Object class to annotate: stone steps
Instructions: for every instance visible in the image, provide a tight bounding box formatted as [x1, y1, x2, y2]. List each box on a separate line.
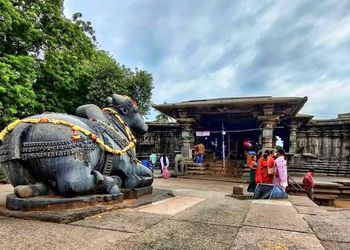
[186, 162, 208, 175]
[288, 179, 350, 205]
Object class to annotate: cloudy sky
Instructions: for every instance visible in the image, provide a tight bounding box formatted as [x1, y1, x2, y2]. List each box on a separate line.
[64, 0, 350, 120]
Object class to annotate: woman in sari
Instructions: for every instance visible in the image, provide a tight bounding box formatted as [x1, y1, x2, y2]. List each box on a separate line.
[255, 150, 274, 184]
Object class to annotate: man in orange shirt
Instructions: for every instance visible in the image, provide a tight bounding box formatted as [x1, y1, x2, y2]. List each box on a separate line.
[193, 143, 205, 163]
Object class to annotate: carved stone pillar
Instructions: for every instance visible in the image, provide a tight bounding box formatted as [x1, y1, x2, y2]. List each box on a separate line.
[258, 115, 279, 151]
[322, 130, 332, 161]
[289, 124, 298, 154]
[177, 118, 196, 159]
[332, 130, 341, 161]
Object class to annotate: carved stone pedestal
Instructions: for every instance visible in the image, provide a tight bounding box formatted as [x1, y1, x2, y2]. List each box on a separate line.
[6, 193, 123, 211]
[121, 186, 153, 199]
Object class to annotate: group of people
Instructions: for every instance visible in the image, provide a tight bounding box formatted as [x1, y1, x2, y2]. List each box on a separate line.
[149, 151, 186, 179]
[247, 148, 316, 200]
[247, 149, 288, 192]
[149, 152, 170, 178]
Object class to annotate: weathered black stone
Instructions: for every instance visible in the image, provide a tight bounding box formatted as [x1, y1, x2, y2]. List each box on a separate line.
[0, 94, 153, 201]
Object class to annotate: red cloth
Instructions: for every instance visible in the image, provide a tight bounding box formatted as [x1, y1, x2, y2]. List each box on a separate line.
[303, 172, 314, 188]
[249, 160, 256, 169]
[162, 168, 170, 179]
[255, 156, 274, 184]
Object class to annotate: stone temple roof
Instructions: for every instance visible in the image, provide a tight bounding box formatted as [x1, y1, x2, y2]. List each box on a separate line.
[153, 96, 308, 125]
[154, 96, 307, 109]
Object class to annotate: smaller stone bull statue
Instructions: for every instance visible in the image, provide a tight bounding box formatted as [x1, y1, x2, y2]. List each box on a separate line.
[0, 94, 153, 198]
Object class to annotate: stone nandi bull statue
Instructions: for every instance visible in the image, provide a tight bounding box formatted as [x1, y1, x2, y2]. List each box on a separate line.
[0, 94, 153, 198]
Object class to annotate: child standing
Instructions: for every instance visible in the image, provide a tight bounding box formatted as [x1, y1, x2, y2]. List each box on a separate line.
[303, 168, 315, 200]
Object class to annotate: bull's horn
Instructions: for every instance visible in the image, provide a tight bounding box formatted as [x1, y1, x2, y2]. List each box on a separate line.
[106, 97, 113, 105]
[112, 94, 125, 105]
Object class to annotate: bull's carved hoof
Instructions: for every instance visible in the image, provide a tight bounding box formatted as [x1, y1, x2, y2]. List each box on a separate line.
[14, 183, 50, 198]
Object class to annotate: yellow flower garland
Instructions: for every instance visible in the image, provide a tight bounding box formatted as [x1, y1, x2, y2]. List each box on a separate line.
[0, 109, 137, 156]
[102, 107, 137, 144]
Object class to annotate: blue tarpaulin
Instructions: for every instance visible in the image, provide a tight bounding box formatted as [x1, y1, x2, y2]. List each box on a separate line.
[141, 160, 149, 168]
[252, 184, 288, 199]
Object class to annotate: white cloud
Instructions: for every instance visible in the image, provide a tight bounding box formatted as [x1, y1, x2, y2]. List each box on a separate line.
[64, 0, 350, 119]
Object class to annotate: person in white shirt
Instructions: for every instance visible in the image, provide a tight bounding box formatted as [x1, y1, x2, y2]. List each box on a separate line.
[160, 153, 169, 176]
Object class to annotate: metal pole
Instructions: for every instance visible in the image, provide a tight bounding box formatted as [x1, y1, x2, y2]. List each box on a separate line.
[236, 140, 238, 160]
[222, 122, 225, 171]
[228, 132, 231, 161]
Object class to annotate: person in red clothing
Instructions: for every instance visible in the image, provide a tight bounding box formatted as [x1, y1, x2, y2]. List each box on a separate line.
[303, 168, 315, 200]
[255, 150, 275, 184]
[247, 155, 258, 192]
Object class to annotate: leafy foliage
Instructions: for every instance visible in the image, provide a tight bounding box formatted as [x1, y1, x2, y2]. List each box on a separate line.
[0, 55, 37, 124]
[0, 0, 153, 128]
[81, 50, 153, 115]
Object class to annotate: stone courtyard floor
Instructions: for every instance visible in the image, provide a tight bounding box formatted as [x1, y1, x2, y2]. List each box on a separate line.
[0, 177, 349, 249]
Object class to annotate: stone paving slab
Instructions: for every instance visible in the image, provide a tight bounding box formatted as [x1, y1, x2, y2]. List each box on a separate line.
[304, 214, 350, 242]
[71, 210, 168, 233]
[134, 196, 205, 215]
[231, 226, 324, 250]
[295, 206, 330, 216]
[115, 219, 238, 250]
[339, 209, 350, 217]
[321, 241, 350, 250]
[251, 199, 292, 206]
[0, 218, 132, 250]
[244, 203, 313, 233]
[288, 195, 318, 207]
[172, 197, 250, 227]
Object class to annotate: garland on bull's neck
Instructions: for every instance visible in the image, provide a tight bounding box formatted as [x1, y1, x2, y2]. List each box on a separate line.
[102, 107, 137, 144]
[0, 108, 137, 156]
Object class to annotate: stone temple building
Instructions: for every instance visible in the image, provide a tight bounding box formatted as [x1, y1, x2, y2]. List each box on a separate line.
[136, 96, 350, 177]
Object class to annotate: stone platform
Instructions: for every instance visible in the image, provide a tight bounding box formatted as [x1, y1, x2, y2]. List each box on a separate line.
[6, 193, 123, 211]
[121, 186, 153, 199]
[0, 186, 172, 224]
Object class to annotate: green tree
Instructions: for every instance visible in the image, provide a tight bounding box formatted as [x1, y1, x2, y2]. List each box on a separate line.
[0, 0, 41, 127]
[31, 0, 96, 113]
[127, 69, 153, 114]
[82, 50, 129, 107]
[82, 51, 153, 114]
[0, 0, 154, 128]
[0, 56, 37, 125]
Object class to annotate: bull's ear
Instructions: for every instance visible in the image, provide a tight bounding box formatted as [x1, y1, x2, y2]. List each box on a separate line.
[106, 97, 113, 105]
[112, 94, 125, 105]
